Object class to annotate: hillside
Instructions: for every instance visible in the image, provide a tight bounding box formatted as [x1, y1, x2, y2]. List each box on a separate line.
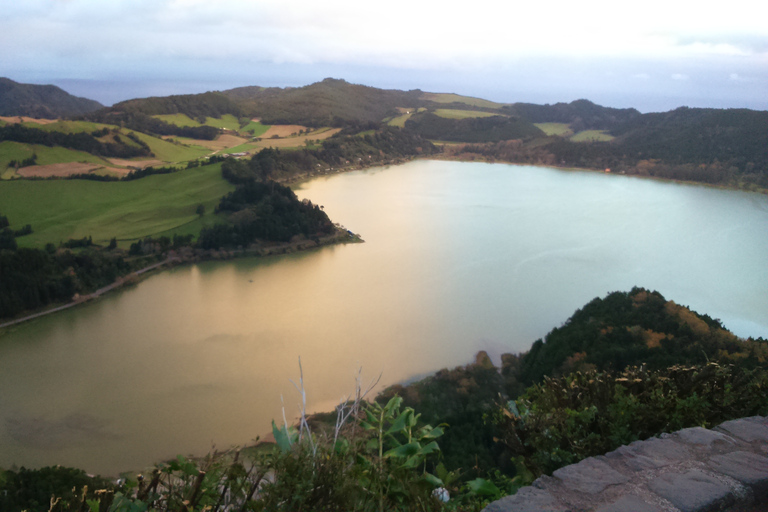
[111, 91, 243, 120]
[223, 78, 427, 126]
[0, 78, 103, 118]
[503, 99, 641, 130]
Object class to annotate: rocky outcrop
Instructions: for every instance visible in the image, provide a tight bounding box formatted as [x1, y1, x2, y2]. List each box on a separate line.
[483, 416, 768, 512]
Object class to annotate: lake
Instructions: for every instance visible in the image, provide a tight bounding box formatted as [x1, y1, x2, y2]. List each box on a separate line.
[1, 160, 767, 476]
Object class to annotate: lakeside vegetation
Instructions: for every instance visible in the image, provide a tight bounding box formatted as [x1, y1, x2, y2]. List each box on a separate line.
[2, 288, 765, 511]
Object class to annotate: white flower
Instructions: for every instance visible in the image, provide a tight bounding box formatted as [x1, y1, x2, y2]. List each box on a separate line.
[432, 487, 450, 502]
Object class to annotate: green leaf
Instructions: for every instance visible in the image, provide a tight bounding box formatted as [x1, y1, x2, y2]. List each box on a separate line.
[420, 426, 444, 440]
[422, 473, 443, 488]
[383, 441, 420, 459]
[386, 408, 410, 435]
[468, 477, 501, 498]
[383, 395, 403, 415]
[272, 420, 292, 453]
[420, 440, 440, 455]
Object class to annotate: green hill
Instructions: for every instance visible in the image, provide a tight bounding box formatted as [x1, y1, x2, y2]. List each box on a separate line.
[404, 111, 543, 142]
[0, 78, 103, 118]
[112, 91, 243, 120]
[223, 78, 427, 126]
[504, 99, 641, 131]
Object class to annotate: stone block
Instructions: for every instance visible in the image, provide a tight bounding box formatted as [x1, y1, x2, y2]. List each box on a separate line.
[648, 469, 734, 512]
[708, 451, 768, 499]
[675, 426, 737, 449]
[607, 436, 690, 471]
[481, 486, 567, 512]
[594, 494, 663, 512]
[717, 417, 768, 443]
[552, 457, 630, 494]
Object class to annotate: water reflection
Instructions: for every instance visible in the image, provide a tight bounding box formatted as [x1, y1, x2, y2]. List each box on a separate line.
[1, 160, 767, 475]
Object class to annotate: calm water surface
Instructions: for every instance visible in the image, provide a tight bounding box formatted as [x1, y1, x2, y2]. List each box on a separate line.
[1, 160, 767, 475]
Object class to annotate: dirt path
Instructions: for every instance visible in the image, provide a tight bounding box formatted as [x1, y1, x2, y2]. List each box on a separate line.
[0, 257, 179, 330]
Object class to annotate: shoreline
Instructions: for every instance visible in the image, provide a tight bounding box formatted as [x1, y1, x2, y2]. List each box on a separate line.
[2, 154, 764, 332]
[427, 153, 768, 196]
[0, 227, 361, 333]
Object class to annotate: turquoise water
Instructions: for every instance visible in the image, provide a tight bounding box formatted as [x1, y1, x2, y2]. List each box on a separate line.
[1, 160, 766, 475]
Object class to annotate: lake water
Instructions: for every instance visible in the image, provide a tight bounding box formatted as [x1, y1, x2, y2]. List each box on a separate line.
[1, 160, 767, 476]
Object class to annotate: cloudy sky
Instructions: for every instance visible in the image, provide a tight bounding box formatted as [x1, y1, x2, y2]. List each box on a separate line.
[2, 0, 766, 111]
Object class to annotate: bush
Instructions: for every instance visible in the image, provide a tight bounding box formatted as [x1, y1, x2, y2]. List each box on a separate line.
[494, 362, 768, 476]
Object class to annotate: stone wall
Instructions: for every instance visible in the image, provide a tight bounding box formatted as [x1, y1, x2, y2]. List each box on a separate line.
[483, 416, 768, 512]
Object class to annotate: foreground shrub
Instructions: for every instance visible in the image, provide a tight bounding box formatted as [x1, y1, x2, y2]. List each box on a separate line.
[494, 362, 768, 476]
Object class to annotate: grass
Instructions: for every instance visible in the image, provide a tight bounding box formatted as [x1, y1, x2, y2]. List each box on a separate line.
[223, 142, 263, 154]
[204, 114, 241, 131]
[0, 162, 235, 247]
[535, 123, 573, 136]
[153, 114, 202, 128]
[21, 120, 115, 133]
[570, 130, 615, 142]
[128, 131, 211, 163]
[387, 113, 413, 127]
[241, 120, 270, 137]
[0, 141, 113, 175]
[420, 93, 504, 109]
[154, 114, 242, 132]
[433, 109, 498, 119]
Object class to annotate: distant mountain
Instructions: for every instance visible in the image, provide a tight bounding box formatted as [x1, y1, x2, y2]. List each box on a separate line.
[0, 77, 103, 118]
[223, 78, 427, 126]
[504, 99, 641, 130]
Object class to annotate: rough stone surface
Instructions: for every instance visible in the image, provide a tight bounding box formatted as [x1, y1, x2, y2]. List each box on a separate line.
[482, 416, 768, 512]
[708, 451, 768, 498]
[648, 469, 734, 511]
[552, 457, 630, 494]
[717, 417, 768, 443]
[481, 486, 567, 512]
[594, 494, 664, 512]
[607, 436, 690, 471]
[675, 426, 737, 449]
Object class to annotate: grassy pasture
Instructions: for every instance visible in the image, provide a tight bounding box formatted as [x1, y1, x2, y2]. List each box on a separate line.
[154, 114, 241, 131]
[570, 130, 615, 142]
[421, 92, 503, 109]
[0, 162, 234, 247]
[22, 120, 115, 133]
[387, 113, 413, 127]
[0, 141, 114, 175]
[204, 114, 241, 131]
[241, 119, 270, 137]
[433, 109, 498, 119]
[153, 114, 202, 128]
[535, 122, 573, 136]
[128, 131, 210, 163]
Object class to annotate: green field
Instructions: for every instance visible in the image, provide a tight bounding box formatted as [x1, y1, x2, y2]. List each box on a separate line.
[241, 120, 270, 137]
[421, 93, 504, 109]
[21, 120, 115, 133]
[128, 131, 211, 162]
[153, 114, 203, 128]
[387, 113, 413, 127]
[0, 163, 234, 247]
[0, 141, 114, 175]
[154, 114, 242, 131]
[570, 130, 615, 142]
[535, 122, 573, 136]
[433, 109, 498, 119]
[204, 114, 241, 131]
